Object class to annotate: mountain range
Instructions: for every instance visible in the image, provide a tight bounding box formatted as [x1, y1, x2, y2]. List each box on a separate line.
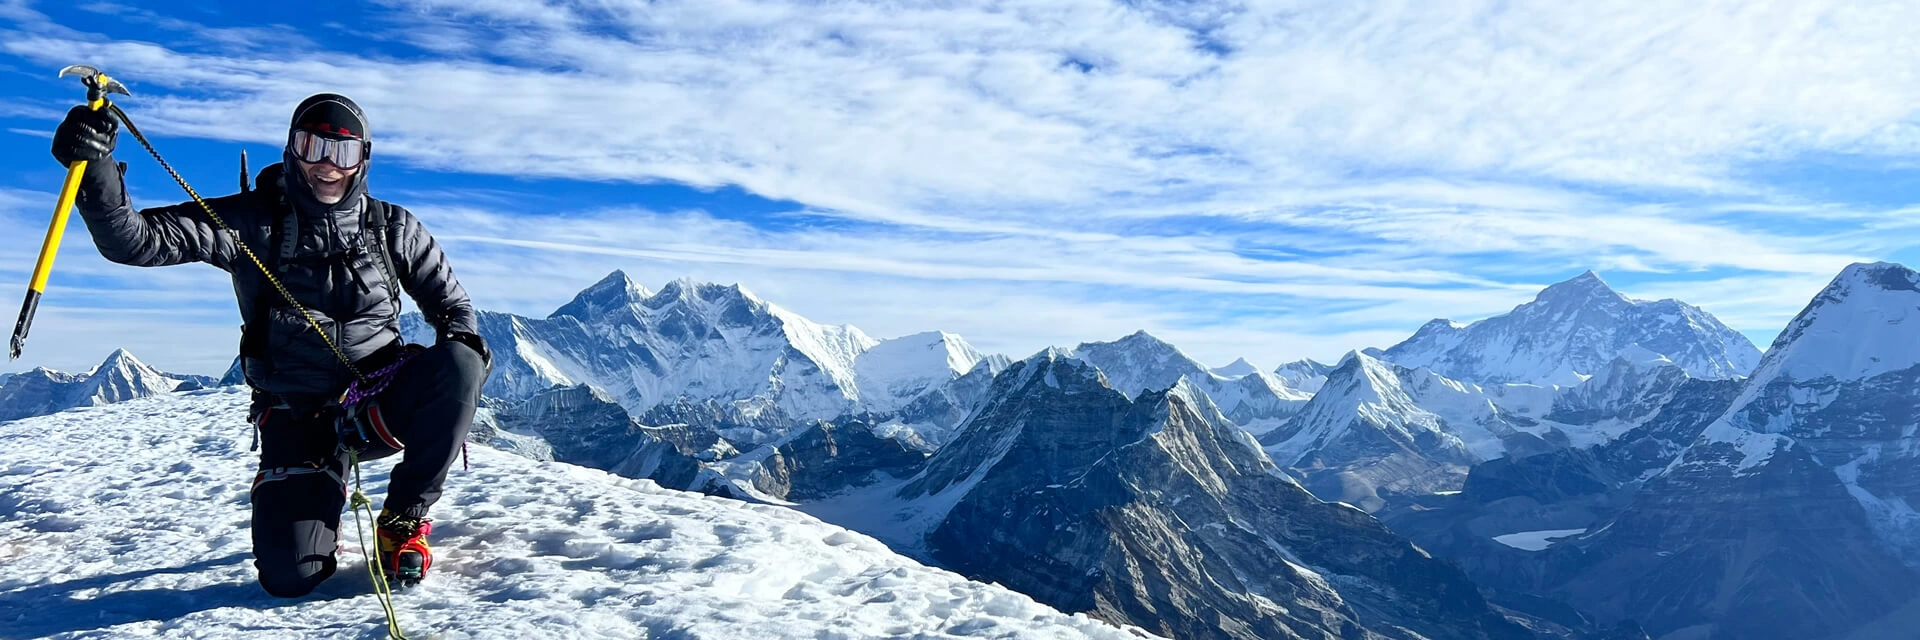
[0, 349, 215, 422]
[19, 265, 1902, 640]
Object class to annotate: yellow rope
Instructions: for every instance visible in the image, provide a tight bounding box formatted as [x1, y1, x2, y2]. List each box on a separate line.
[106, 103, 367, 383]
[348, 449, 410, 639]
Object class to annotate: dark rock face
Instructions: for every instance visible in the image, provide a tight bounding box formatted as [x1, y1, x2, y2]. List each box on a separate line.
[640, 395, 796, 450]
[761, 420, 930, 501]
[1379, 378, 1742, 631]
[1546, 443, 1917, 640]
[911, 353, 1532, 640]
[1528, 265, 1920, 640]
[1584, 379, 1743, 486]
[493, 385, 708, 491]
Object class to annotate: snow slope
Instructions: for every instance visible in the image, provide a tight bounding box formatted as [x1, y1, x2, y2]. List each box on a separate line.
[854, 331, 988, 413]
[0, 389, 1152, 640]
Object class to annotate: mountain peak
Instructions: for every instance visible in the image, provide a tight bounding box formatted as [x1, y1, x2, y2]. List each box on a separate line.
[1211, 357, 1261, 379]
[1535, 270, 1624, 304]
[550, 271, 653, 320]
[1069, 332, 1208, 399]
[1840, 261, 1920, 294]
[1014, 347, 1106, 391]
[1378, 269, 1759, 385]
[1756, 261, 1920, 383]
[1109, 329, 1174, 350]
[89, 348, 151, 377]
[1274, 358, 1337, 393]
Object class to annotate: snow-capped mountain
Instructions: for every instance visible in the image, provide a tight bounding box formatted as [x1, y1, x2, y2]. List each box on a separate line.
[1067, 331, 1310, 427]
[0, 349, 215, 422]
[1378, 271, 1762, 386]
[882, 357, 1008, 448]
[806, 350, 1536, 640]
[1543, 354, 1690, 428]
[1273, 357, 1335, 393]
[1529, 262, 1920, 640]
[404, 271, 998, 443]
[1210, 357, 1261, 379]
[854, 331, 990, 412]
[0, 389, 1151, 639]
[1259, 351, 1575, 510]
[1069, 330, 1216, 398]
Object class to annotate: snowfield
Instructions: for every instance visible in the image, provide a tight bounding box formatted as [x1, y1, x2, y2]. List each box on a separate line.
[0, 388, 1153, 640]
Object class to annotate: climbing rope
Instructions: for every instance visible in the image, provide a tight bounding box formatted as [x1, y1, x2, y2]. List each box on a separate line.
[347, 449, 410, 639]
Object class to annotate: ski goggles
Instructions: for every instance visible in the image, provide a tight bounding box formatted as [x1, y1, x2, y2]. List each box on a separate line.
[287, 129, 367, 170]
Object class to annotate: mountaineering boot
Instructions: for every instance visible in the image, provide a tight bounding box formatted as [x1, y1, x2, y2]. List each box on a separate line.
[375, 510, 432, 587]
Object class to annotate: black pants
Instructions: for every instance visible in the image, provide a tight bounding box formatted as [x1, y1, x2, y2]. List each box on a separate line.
[249, 341, 485, 598]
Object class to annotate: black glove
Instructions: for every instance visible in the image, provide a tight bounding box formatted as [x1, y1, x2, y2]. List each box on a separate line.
[441, 331, 491, 368]
[51, 105, 119, 167]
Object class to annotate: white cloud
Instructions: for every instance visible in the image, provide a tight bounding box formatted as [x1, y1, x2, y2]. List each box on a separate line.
[2, 1, 1915, 374]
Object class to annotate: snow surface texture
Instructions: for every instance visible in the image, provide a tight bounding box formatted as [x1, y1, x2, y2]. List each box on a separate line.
[1378, 271, 1761, 386]
[0, 389, 1153, 640]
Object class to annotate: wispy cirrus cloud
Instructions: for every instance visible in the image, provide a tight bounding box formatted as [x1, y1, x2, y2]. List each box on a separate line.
[1, 0, 1916, 375]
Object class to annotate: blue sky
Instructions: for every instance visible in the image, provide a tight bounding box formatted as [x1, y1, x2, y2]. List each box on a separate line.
[2, 0, 1918, 377]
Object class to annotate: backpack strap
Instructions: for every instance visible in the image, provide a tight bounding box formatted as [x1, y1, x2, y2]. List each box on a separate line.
[239, 192, 288, 369]
[362, 196, 406, 333]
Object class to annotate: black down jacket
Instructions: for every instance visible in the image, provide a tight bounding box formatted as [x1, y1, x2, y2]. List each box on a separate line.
[72, 155, 477, 397]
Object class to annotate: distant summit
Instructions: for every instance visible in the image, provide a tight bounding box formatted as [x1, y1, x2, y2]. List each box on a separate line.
[548, 270, 654, 321]
[0, 350, 214, 422]
[1379, 270, 1761, 386]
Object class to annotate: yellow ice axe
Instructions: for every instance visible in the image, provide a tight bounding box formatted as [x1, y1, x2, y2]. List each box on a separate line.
[10, 65, 131, 361]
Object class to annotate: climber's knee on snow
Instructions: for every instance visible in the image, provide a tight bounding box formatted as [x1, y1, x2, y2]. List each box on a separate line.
[256, 553, 336, 598]
[250, 468, 347, 599]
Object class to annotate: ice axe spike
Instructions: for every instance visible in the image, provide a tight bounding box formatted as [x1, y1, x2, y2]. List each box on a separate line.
[11, 65, 131, 361]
